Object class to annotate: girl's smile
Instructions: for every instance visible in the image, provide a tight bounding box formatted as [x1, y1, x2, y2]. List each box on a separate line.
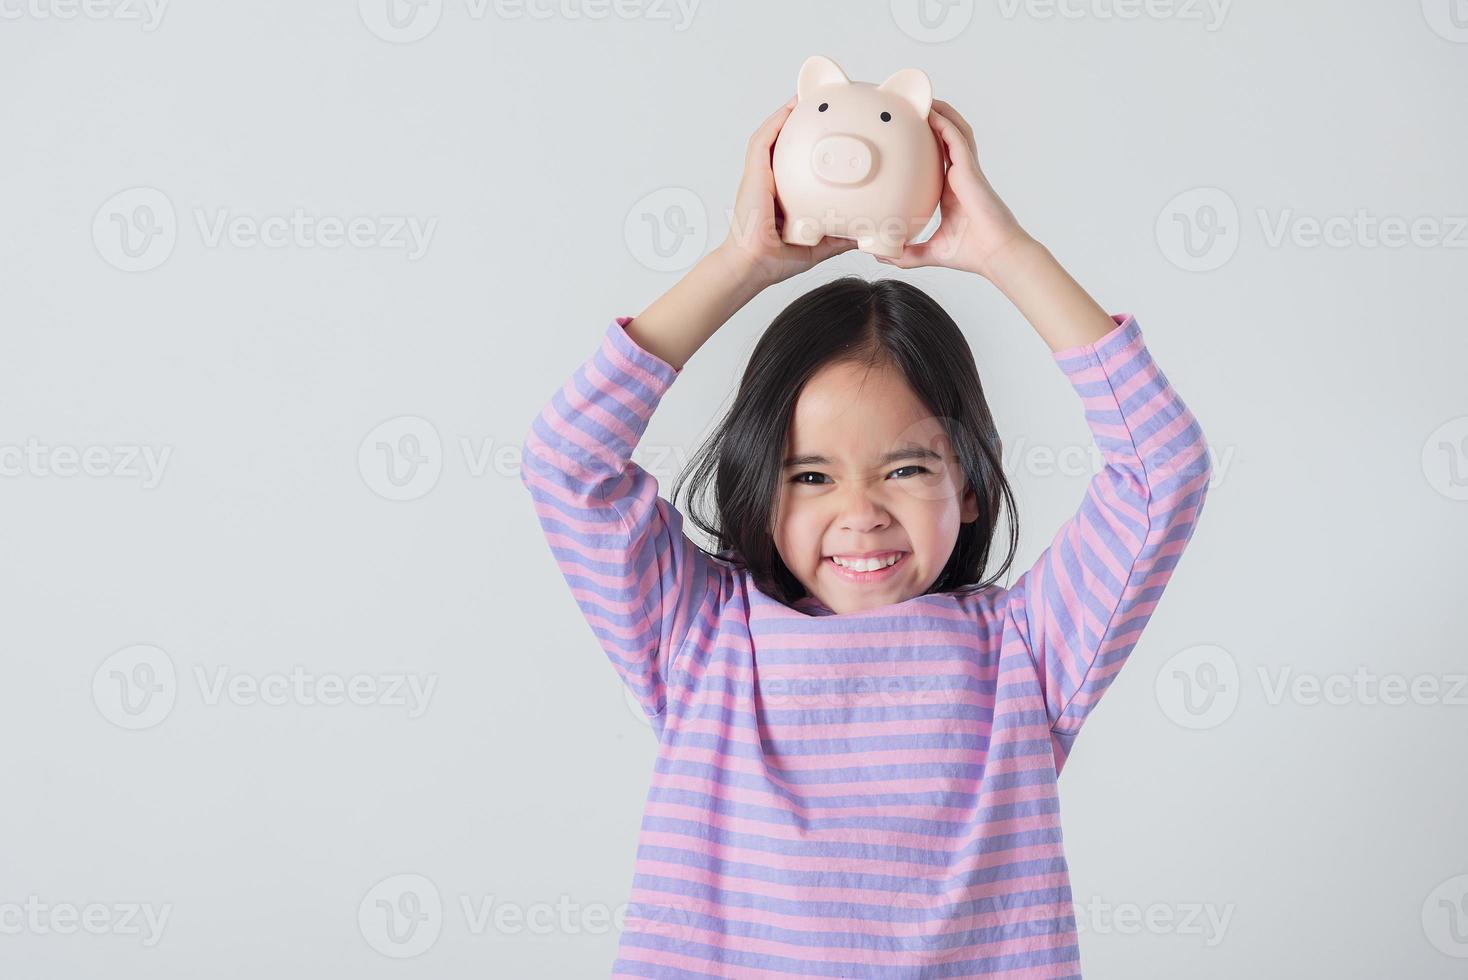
[825, 549, 911, 584]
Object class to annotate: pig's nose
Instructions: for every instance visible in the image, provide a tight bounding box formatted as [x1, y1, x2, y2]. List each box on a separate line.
[811, 135, 875, 186]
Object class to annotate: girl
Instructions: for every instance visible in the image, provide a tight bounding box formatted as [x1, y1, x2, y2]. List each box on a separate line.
[520, 95, 1211, 978]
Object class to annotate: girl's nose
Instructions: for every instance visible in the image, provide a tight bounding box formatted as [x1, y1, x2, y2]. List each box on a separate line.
[838, 488, 891, 532]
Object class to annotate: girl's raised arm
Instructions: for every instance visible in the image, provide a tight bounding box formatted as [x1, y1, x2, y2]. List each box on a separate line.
[519, 97, 853, 730]
[519, 304, 721, 730]
[881, 98, 1214, 770]
[995, 310, 1212, 772]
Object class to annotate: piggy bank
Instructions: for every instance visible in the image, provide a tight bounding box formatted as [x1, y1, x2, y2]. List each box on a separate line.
[771, 55, 943, 260]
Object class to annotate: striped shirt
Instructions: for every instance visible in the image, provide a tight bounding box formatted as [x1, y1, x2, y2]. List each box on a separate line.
[520, 311, 1211, 978]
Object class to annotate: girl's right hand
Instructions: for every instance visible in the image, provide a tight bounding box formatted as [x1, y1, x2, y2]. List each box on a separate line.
[717, 97, 857, 291]
[873, 99, 1032, 280]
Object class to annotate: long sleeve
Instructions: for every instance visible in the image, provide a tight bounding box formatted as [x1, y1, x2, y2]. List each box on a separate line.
[998, 313, 1211, 771]
[519, 316, 718, 730]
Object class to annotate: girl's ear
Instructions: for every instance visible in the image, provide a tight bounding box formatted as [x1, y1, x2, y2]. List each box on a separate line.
[960, 481, 981, 524]
[797, 54, 850, 103]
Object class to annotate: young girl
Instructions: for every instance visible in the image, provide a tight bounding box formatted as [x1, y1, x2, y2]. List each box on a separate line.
[521, 95, 1211, 978]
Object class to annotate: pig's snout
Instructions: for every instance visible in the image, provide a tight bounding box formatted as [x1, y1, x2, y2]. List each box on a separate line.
[811, 134, 875, 186]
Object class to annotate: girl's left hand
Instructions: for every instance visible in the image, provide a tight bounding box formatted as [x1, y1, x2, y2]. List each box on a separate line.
[875, 99, 1034, 280]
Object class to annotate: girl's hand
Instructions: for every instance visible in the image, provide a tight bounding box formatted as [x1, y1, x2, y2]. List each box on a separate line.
[875, 99, 1034, 280]
[717, 96, 857, 291]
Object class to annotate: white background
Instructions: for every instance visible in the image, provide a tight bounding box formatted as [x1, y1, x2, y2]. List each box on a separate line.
[2, 0, 1465, 976]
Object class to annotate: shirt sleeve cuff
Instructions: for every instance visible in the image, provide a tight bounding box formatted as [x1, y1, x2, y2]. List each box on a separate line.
[1052, 313, 1142, 371]
[601, 314, 681, 389]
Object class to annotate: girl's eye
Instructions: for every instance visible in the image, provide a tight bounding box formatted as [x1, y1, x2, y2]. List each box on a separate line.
[791, 466, 929, 486]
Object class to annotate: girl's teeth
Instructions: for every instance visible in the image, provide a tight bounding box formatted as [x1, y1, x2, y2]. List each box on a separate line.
[832, 554, 900, 572]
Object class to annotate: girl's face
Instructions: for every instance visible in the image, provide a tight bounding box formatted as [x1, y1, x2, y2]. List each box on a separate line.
[772, 358, 981, 614]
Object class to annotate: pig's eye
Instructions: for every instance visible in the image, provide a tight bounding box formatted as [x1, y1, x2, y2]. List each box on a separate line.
[818, 102, 829, 112]
[880, 111, 892, 122]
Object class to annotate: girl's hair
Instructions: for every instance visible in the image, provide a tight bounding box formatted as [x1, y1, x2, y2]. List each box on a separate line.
[672, 275, 1019, 606]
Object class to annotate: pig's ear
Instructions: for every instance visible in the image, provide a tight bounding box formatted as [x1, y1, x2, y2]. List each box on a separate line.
[877, 68, 933, 118]
[796, 55, 850, 102]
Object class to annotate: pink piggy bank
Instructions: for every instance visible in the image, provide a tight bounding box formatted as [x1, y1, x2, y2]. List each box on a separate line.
[771, 55, 943, 260]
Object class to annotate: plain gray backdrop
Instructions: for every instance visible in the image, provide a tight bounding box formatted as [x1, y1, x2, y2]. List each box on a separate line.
[2, 0, 1465, 976]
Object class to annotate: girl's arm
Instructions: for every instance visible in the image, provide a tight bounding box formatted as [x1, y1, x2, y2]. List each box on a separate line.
[997, 310, 1211, 771]
[520, 97, 852, 728]
[624, 96, 855, 371]
[882, 100, 1213, 770]
[519, 311, 716, 728]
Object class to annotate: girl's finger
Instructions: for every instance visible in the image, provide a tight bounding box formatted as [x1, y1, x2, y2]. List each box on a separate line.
[875, 241, 931, 270]
[931, 99, 975, 146]
[929, 111, 978, 174]
[933, 100, 980, 161]
[746, 98, 796, 165]
[814, 236, 859, 263]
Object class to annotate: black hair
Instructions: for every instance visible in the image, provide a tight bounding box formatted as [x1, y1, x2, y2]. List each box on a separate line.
[672, 275, 1019, 606]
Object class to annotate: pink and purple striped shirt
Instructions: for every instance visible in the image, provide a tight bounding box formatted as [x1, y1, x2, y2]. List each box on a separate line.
[520, 310, 1211, 978]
